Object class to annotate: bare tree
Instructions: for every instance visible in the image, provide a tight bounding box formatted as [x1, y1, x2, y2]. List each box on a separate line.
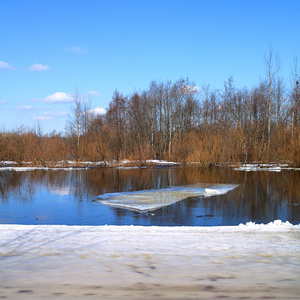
[222, 76, 235, 125]
[264, 46, 280, 159]
[106, 90, 127, 160]
[66, 89, 84, 160]
[201, 84, 210, 125]
[275, 77, 284, 125]
[291, 57, 300, 137]
[82, 95, 92, 136]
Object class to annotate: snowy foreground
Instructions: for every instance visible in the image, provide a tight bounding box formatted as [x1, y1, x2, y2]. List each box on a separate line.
[1, 221, 300, 299]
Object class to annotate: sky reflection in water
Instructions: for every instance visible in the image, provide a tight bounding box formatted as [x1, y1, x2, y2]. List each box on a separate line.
[0, 167, 299, 226]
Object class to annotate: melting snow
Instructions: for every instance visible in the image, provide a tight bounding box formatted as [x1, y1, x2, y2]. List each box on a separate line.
[0, 166, 89, 171]
[234, 164, 283, 172]
[0, 221, 299, 299]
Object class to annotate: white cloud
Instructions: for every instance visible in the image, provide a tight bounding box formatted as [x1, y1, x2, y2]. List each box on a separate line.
[28, 63, 50, 72]
[42, 92, 73, 103]
[89, 107, 106, 115]
[0, 99, 8, 110]
[182, 85, 200, 94]
[88, 91, 101, 97]
[16, 105, 33, 111]
[35, 115, 52, 120]
[35, 111, 68, 120]
[0, 61, 15, 70]
[192, 86, 201, 92]
[65, 46, 88, 54]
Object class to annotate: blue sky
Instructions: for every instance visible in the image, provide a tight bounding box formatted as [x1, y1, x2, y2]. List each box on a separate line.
[1, 0, 299, 134]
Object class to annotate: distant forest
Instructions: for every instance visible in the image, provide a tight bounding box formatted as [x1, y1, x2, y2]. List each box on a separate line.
[1, 53, 300, 167]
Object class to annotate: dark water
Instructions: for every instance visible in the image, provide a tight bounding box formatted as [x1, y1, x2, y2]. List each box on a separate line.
[0, 167, 299, 226]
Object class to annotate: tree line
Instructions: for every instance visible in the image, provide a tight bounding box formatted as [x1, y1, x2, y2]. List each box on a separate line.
[1, 52, 299, 167]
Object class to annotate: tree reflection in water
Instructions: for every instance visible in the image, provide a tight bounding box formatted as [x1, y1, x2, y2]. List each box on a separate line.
[0, 167, 299, 225]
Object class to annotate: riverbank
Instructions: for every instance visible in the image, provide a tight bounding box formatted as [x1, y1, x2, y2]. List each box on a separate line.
[1, 159, 299, 171]
[1, 221, 299, 299]
[0, 159, 180, 170]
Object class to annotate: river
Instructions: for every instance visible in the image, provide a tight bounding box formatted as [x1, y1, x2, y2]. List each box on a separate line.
[1, 166, 299, 225]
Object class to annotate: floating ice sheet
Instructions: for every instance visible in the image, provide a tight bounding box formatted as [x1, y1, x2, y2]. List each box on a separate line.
[96, 183, 239, 212]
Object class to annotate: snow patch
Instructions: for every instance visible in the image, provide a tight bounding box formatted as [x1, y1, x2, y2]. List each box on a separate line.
[0, 166, 88, 171]
[239, 219, 294, 228]
[1, 222, 299, 299]
[0, 161, 18, 165]
[146, 159, 179, 165]
[234, 164, 282, 172]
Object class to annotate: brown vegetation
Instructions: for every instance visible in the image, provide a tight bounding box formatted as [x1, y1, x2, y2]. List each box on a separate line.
[1, 70, 299, 167]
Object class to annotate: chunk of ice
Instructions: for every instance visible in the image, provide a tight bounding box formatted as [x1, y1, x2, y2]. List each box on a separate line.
[204, 188, 218, 194]
[96, 184, 238, 212]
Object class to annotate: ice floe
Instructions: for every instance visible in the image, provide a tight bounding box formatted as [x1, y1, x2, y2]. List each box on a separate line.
[96, 184, 239, 212]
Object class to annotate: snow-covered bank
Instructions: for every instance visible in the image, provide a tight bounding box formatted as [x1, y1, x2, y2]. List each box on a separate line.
[0, 159, 180, 171]
[234, 163, 300, 172]
[1, 160, 300, 171]
[1, 221, 299, 299]
[0, 166, 89, 171]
